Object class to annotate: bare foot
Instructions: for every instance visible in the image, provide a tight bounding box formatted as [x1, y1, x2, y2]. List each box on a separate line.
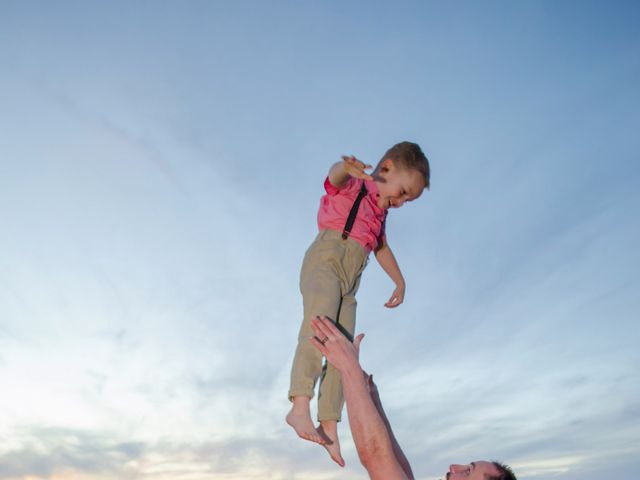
[316, 421, 345, 467]
[286, 402, 326, 445]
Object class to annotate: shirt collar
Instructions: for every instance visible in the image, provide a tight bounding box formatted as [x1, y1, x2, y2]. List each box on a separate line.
[364, 178, 385, 212]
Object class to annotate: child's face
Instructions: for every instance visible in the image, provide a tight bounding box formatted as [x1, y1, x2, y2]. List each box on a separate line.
[375, 159, 426, 210]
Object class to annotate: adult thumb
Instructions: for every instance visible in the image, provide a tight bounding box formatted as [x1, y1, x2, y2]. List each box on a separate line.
[354, 333, 365, 351]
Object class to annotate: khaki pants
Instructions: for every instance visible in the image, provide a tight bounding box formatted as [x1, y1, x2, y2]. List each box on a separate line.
[288, 230, 369, 421]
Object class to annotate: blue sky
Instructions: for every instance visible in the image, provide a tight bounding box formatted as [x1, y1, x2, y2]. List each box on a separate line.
[1, 1, 639, 479]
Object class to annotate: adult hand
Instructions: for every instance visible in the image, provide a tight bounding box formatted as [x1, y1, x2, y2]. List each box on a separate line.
[309, 315, 365, 373]
[341, 155, 374, 181]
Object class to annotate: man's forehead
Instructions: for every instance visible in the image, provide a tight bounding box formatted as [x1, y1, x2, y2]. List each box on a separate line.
[474, 460, 500, 475]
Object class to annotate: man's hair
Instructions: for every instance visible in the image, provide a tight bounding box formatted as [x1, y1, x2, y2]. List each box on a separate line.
[486, 461, 517, 480]
[375, 141, 431, 189]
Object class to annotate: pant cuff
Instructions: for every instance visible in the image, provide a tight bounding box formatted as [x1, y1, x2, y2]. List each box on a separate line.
[288, 390, 315, 402]
[318, 413, 342, 422]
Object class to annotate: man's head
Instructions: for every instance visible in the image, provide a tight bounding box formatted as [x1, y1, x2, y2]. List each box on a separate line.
[446, 461, 517, 480]
[372, 141, 430, 210]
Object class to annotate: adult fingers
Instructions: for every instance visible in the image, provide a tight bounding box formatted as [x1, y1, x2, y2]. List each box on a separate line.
[309, 336, 328, 355]
[310, 316, 324, 338]
[311, 316, 340, 341]
[368, 374, 379, 394]
[317, 315, 342, 339]
[310, 323, 326, 346]
[353, 333, 365, 352]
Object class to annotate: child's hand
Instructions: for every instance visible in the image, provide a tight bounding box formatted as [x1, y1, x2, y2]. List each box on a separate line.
[341, 155, 373, 181]
[384, 283, 405, 308]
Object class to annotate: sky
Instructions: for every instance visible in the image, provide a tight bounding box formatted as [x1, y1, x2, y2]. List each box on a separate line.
[0, 1, 639, 479]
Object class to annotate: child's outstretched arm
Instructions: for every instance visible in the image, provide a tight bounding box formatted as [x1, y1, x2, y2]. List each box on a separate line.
[374, 237, 406, 308]
[328, 155, 373, 189]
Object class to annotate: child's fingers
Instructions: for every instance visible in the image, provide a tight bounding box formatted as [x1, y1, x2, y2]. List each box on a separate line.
[342, 155, 372, 171]
[341, 155, 358, 165]
[384, 295, 401, 308]
[351, 158, 372, 169]
[355, 165, 374, 179]
[349, 168, 374, 181]
[341, 155, 374, 181]
[353, 161, 373, 172]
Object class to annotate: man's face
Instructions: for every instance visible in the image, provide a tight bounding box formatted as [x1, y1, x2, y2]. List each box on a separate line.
[445, 461, 501, 480]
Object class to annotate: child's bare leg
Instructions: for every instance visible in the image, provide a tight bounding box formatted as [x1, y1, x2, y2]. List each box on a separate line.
[286, 396, 326, 445]
[316, 420, 345, 467]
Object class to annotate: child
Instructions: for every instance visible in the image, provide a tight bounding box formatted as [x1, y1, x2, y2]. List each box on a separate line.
[286, 141, 430, 467]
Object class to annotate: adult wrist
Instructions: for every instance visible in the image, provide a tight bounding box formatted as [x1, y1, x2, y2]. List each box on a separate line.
[340, 361, 365, 383]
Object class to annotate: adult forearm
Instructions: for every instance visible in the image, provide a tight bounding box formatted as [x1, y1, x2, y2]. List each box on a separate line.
[341, 365, 403, 476]
[371, 390, 415, 480]
[309, 317, 409, 479]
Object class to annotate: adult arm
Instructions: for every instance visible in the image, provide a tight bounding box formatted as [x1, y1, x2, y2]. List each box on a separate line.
[310, 317, 410, 480]
[366, 374, 415, 480]
[374, 237, 406, 308]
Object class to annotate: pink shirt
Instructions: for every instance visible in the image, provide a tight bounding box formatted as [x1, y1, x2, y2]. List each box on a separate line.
[317, 177, 387, 253]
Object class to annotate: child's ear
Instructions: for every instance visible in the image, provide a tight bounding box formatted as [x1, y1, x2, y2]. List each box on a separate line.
[380, 158, 394, 173]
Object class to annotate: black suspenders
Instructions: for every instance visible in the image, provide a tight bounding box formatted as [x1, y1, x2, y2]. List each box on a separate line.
[342, 182, 368, 240]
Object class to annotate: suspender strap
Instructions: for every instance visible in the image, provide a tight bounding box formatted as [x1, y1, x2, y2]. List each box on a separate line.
[342, 182, 368, 240]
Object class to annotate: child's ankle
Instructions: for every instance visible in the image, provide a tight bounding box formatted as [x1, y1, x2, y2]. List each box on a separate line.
[319, 419, 338, 431]
[291, 395, 312, 413]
